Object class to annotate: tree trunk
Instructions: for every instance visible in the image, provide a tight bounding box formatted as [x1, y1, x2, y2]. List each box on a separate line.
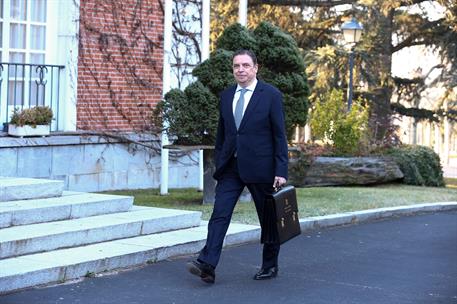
[364, 5, 394, 142]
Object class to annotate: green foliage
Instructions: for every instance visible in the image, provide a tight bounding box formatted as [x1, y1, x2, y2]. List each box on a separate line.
[9, 106, 53, 127]
[212, 1, 457, 143]
[253, 22, 309, 139]
[215, 23, 257, 52]
[156, 21, 309, 144]
[159, 81, 219, 145]
[254, 22, 305, 73]
[385, 145, 444, 187]
[310, 89, 369, 155]
[192, 49, 235, 96]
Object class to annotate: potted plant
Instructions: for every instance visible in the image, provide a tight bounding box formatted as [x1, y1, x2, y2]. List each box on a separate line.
[8, 106, 53, 137]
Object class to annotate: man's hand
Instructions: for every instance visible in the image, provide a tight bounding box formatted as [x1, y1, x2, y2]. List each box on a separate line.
[273, 176, 287, 189]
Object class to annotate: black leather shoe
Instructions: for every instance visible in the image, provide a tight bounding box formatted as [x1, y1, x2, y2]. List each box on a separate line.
[187, 260, 215, 284]
[253, 266, 278, 280]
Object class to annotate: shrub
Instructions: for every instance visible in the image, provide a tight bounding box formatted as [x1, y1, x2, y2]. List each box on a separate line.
[156, 81, 218, 145]
[310, 89, 369, 155]
[386, 145, 444, 187]
[155, 22, 309, 145]
[9, 106, 53, 127]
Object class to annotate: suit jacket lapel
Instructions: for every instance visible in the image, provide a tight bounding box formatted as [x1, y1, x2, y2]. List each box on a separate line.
[224, 86, 237, 130]
[238, 81, 263, 130]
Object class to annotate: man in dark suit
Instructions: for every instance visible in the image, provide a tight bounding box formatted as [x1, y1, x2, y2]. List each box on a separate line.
[187, 49, 288, 284]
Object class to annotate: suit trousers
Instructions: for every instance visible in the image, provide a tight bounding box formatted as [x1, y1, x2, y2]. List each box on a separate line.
[198, 156, 280, 269]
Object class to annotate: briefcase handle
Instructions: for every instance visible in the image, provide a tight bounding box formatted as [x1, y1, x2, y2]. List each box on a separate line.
[273, 185, 283, 193]
[273, 181, 287, 192]
[273, 184, 294, 194]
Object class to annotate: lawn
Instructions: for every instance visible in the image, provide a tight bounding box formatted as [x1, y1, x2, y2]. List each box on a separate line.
[103, 181, 457, 226]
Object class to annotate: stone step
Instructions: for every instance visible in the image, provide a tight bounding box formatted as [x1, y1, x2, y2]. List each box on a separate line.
[0, 221, 260, 294]
[0, 191, 134, 228]
[0, 207, 202, 259]
[0, 177, 64, 202]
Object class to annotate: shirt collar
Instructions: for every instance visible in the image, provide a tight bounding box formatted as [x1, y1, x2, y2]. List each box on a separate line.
[237, 78, 257, 92]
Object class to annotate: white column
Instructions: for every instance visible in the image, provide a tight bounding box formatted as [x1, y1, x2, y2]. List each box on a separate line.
[304, 124, 311, 142]
[411, 119, 417, 145]
[56, 0, 80, 131]
[239, 0, 248, 26]
[434, 122, 441, 154]
[198, 0, 211, 191]
[294, 126, 300, 143]
[202, 0, 210, 59]
[160, 0, 173, 195]
[424, 121, 431, 147]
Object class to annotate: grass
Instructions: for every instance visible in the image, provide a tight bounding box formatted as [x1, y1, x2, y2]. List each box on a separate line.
[102, 182, 457, 226]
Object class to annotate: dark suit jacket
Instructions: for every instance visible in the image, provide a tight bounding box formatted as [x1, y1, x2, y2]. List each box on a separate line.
[213, 80, 288, 183]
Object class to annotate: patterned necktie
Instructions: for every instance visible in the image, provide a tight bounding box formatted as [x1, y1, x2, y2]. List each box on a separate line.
[234, 88, 248, 130]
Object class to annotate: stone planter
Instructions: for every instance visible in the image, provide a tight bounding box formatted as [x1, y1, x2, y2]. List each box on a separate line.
[8, 124, 50, 137]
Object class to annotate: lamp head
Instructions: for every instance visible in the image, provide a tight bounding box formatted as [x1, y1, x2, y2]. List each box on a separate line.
[341, 17, 363, 44]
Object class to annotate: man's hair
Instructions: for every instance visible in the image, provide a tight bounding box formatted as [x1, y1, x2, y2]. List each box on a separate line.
[232, 49, 258, 65]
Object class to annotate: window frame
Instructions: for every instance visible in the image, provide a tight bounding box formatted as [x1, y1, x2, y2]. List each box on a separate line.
[0, 0, 59, 124]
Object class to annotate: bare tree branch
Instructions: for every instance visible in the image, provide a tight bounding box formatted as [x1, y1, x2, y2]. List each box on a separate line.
[249, 0, 431, 7]
[249, 0, 356, 7]
[392, 18, 446, 53]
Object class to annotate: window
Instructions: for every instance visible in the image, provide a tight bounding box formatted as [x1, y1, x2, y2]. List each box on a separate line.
[2, 0, 47, 107]
[1, 0, 77, 132]
[0, 0, 62, 131]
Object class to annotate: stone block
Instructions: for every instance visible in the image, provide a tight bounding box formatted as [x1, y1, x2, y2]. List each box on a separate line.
[0, 148, 18, 176]
[17, 147, 52, 178]
[69, 195, 133, 219]
[98, 171, 128, 192]
[51, 145, 85, 175]
[68, 173, 100, 192]
[80, 144, 113, 174]
[289, 156, 404, 186]
[0, 177, 64, 202]
[224, 223, 261, 247]
[0, 256, 64, 294]
[169, 165, 199, 188]
[127, 168, 157, 189]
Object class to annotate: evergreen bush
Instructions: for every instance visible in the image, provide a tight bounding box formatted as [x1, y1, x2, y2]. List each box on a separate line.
[386, 145, 444, 187]
[155, 22, 309, 144]
[156, 81, 218, 145]
[310, 89, 369, 155]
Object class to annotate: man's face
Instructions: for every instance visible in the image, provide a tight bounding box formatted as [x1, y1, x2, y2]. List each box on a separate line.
[232, 54, 258, 87]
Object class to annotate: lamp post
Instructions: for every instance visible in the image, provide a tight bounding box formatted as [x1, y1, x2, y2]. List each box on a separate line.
[341, 17, 363, 111]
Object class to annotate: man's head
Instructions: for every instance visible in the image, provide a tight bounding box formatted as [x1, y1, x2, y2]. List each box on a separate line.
[232, 50, 258, 88]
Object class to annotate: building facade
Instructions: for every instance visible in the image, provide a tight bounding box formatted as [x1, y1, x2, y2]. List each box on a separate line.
[0, 0, 200, 191]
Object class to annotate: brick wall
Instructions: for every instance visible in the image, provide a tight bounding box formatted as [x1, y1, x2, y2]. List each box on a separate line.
[77, 0, 164, 131]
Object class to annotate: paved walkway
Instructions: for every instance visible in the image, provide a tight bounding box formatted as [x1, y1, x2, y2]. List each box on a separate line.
[1, 211, 456, 304]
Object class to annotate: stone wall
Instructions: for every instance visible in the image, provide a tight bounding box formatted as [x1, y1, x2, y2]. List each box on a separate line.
[0, 134, 199, 192]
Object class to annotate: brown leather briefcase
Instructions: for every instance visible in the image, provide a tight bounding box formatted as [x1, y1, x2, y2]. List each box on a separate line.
[261, 185, 301, 244]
